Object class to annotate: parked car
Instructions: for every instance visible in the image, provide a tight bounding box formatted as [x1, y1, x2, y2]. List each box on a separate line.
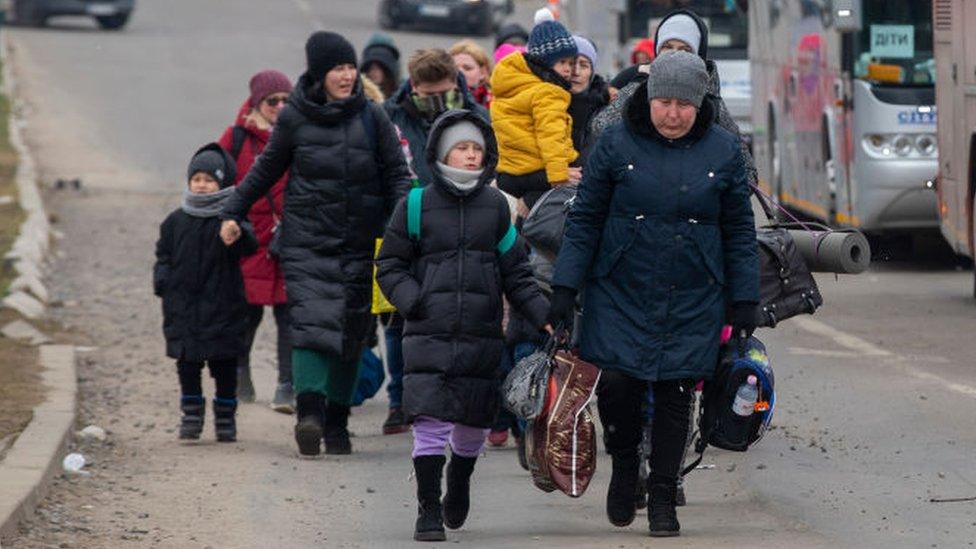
[378, 0, 513, 36]
[13, 0, 135, 30]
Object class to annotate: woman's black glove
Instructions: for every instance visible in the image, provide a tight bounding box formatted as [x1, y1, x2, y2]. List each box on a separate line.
[547, 285, 578, 331]
[729, 302, 759, 337]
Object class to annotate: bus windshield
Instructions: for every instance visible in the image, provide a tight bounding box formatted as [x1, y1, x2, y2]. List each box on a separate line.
[626, 0, 748, 60]
[854, 0, 934, 85]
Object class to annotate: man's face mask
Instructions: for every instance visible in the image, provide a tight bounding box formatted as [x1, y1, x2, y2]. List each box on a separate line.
[412, 88, 463, 121]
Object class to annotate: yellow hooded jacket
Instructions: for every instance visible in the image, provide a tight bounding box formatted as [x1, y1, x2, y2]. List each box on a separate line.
[490, 53, 578, 183]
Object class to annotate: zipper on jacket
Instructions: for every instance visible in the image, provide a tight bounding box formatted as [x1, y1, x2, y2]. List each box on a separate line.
[455, 197, 465, 337]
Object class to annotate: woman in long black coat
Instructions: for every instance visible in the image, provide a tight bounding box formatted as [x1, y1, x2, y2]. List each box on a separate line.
[549, 52, 759, 537]
[220, 32, 411, 456]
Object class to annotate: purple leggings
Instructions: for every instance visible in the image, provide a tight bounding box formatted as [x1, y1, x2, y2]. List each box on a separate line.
[412, 416, 490, 458]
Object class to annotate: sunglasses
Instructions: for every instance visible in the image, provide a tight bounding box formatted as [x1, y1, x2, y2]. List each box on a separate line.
[264, 96, 288, 107]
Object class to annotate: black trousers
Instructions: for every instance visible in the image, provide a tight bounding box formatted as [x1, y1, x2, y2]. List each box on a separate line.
[597, 369, 695, 484]
[178, 358, 238, 400]
[238, 303, 293, 384]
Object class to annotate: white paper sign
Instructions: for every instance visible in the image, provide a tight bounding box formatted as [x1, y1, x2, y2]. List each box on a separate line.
[870, 25, 915, 59]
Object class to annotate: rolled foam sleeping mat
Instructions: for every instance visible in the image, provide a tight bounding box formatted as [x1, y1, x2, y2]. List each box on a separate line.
[789, 229, 871, 274]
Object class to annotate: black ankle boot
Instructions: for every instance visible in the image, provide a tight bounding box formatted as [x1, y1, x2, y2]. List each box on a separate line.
[648, 482, 680, 537]
[607, 452, 640, 527]
[179, 396, 205, 440]
[213, 398, 237, 442]
[294, 392, 325, 456]
[323, 402, 352, 455]
[414, 455, 447, 542]
[442, 453, 477, 530]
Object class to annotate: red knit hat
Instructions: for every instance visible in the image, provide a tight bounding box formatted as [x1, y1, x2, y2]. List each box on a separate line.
[249, 70, 293, 107]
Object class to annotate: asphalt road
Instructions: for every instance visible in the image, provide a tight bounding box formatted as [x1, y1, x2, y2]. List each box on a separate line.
[5, 1, 976, 547]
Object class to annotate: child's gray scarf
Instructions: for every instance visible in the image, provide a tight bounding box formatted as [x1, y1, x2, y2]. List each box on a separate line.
[436, 162, 484, 193]
[181, 187, 237, 218]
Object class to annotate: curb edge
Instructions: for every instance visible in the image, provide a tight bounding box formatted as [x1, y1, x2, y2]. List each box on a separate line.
[0, 344, 77, 543]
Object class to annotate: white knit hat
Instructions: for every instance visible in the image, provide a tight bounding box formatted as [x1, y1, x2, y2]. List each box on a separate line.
[655, 14, 702, 56]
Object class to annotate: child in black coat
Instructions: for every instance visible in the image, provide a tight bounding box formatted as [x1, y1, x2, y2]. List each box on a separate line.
[377, 110, 549, 542]
[153, 143, 258, 442]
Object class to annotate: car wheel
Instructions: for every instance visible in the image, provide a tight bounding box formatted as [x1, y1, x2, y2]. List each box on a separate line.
[14, 0, 46, 27]
[96, 13, 130, 30]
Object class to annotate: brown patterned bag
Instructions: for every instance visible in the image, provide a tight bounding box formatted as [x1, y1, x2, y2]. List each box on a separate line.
[526, 349, 601, 497]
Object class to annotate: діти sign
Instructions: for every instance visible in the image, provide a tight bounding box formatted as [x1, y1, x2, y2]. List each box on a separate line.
[870, 25, 914, 59]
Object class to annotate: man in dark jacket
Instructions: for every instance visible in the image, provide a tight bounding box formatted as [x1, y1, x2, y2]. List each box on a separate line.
[220, 31, 412, 456]
[549, 52, 759, 537]
[377, 109, 549, 542]
[155, 143, 259, 443]
[384, 48, 489, 187]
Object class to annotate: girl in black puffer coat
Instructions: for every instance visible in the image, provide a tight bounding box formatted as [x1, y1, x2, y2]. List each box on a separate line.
[377, 110, 549, 542]
[154, 143, 259, 443]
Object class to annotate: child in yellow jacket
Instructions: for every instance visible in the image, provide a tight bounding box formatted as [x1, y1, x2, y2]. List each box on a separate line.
[490, 20, 580, 208]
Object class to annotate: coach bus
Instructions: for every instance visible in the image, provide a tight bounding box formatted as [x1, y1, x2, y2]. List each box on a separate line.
[932, 0, 976, 295]
[625, 0, 753, 141]
[749, 0, 938, 232]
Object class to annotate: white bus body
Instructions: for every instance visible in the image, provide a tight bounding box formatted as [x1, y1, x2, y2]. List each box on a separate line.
[933, 0, 975, 262]
[750, 0, 938, 232]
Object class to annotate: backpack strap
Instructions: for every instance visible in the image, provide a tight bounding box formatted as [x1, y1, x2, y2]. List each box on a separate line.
[360, 104, 388, 178]
[682, 397, 710, 477]
[497, 222, 517, 255]
[406, 187, 425, 242]
[230, 125, 247, 160]
[360, 106, 377, 149]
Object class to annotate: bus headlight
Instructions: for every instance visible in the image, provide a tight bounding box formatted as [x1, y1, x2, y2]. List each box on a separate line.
[863, 134, 890, 155]
[893, 135, 913, 157]
[916, 134, 937, 156]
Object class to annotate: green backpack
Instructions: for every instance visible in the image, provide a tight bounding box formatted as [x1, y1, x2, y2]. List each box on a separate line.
[405, 187, 517, 255]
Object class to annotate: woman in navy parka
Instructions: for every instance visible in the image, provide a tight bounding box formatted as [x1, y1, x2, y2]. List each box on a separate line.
[548, 52, 759, 537]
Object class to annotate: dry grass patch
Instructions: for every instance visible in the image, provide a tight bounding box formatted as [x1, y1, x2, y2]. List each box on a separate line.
[0, 69, 42, 455]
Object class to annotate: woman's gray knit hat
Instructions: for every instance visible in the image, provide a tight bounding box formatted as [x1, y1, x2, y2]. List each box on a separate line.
[646, 50, 709, 108]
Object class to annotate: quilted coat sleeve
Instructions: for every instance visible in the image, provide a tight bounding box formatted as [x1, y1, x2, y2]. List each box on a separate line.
[720, 151, 760, 304]
[551, 132, 616, 292]
[495, 198, 549, 329]
[376, 197, 421, 318]
[153, 213, 174, 298]
[531, 85, 578, 184]
[221, 109, 295, 221]
[231, 220, 260, 258]
[371, 104, 412, 217]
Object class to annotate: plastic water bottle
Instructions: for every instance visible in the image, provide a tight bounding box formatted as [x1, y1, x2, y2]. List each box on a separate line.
[732, 375, 759, 417]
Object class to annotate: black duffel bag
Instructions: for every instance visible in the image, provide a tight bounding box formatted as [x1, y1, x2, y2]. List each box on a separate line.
[756, 226, 823, 327]
[521, 184, 577, 261]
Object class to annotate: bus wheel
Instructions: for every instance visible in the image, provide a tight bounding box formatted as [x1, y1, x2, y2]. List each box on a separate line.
[972, 194, 976, 300]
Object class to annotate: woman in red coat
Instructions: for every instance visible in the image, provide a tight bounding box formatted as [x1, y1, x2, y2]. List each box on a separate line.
[217, 70, 294, 413]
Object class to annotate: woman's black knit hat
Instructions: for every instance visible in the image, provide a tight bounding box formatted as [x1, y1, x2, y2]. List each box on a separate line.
[305, 31, 357, 82]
